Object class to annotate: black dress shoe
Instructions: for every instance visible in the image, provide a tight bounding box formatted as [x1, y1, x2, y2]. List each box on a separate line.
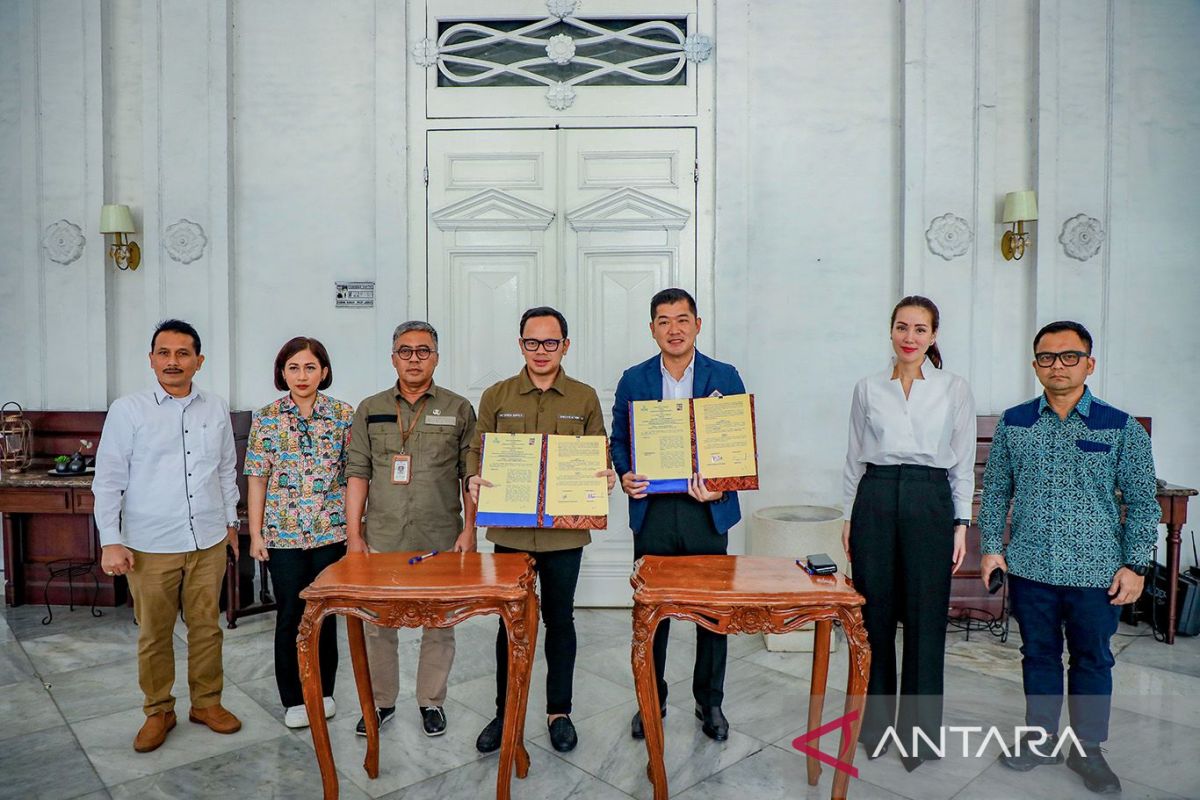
[631, 705, 667, 740]
[475, 716, 504, 754]
[548, 715, 578, 752]
[354, 706, 395, 737]
[420, 706, 446, 737]
[1067, 744, 1122, 794]
[694, 704, 728, 741]
[999, 733, 1065, 772]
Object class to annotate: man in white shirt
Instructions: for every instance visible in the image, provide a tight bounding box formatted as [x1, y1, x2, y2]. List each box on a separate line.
[93, 319, 243, 753]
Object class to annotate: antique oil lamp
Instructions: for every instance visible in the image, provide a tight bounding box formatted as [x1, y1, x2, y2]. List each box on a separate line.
[0, 401, 34, 473]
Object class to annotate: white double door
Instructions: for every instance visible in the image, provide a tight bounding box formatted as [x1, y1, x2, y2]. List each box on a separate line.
[425, 126, 697, 605]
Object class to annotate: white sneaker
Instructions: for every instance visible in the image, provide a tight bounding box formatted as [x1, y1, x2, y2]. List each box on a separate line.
[284, 705, 309, 729]
[323, 697, 336, 719]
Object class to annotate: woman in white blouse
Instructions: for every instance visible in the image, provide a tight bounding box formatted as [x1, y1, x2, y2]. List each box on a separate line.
[841, 295, 976, 771]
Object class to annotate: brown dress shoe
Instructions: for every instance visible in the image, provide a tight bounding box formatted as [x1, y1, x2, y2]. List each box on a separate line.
[188, 703, 242, 734]
[134, 710, 177, 752]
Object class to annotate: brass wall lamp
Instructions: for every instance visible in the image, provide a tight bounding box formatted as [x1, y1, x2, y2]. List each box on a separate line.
[99, 204, 140, 270]
[1001, 190, 1038, 261]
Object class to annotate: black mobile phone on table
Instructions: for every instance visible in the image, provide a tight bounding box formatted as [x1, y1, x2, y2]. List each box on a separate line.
[803, 552, 838, 576]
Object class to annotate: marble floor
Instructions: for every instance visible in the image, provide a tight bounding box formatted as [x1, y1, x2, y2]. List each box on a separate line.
[1, 600, 1198, 800]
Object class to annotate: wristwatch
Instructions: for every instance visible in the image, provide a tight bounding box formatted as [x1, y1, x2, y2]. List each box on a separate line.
[1123, 563, 1149, 577]
[227, 519, 241, 531]
[953, 518, 971, 528]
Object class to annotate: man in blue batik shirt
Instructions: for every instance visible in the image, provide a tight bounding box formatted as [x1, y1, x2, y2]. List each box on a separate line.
[979, 321, 1158, 795]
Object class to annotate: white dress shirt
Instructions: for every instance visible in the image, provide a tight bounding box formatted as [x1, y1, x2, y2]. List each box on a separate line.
[93, 385, 239, 551]
[660, 353, 696, 400]
[843, 364, 977, 519]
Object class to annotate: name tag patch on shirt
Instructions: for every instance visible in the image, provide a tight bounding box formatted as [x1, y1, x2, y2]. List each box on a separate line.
[424, 414, 457, 426]
[1076, 439, 1112, 453]
[558, 414, 583, 422]
[498, 412, 524, 418]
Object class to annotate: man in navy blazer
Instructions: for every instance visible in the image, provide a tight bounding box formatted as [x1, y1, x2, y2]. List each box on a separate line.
[611, 287, 746, 743]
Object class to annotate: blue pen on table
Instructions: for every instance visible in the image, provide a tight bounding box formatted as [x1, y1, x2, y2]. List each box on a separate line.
[409, 550, 439, 565]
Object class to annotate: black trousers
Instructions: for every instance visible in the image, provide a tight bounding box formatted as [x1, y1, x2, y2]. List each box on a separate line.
[635, 494, 729, 708]
[493, 544, 584, 716]
[265, 540, 347, 708]
[849, 464, 954, 757]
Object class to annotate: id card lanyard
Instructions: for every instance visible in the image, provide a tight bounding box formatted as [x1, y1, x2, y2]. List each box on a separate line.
[391, 397, 428, 485]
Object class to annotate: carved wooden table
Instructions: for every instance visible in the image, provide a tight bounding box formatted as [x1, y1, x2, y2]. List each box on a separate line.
[631, 555, 870, 800]
[297, 551, 539, 800]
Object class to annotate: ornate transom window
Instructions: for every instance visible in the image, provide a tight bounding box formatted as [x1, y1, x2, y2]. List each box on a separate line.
[414, 0, 713, 111]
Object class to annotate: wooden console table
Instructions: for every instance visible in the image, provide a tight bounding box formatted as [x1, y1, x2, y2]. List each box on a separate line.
[297, 551, 539, 800]
[631, 555, 870, 800]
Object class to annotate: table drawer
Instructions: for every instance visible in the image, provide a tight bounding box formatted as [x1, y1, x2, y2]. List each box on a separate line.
[0, 489, 71, 513]
[73, 490, 94, 514]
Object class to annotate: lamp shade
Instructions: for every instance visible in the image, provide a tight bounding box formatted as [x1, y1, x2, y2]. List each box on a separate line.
[99, 204, 135, 234]
[1002, 191, 1038, 223]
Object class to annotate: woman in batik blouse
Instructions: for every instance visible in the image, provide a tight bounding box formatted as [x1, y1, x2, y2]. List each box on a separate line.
[245, 336, 354, 729]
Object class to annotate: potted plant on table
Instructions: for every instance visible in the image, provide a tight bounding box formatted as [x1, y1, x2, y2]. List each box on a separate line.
[56, 439, 93, 474]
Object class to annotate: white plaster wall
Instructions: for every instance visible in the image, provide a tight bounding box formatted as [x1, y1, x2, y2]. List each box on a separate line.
[231, 0, 388, 412]
[725, 1, 903, 554]
[0, 3, 24, 406]
[1103, 0, 1200, 521]
[101, 0, 146, 396]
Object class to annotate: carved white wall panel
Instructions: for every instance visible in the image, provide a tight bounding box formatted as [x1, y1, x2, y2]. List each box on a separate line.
[446, 153, 543, 190]
[1058, 213, 1104, 262]
[42, 220, 86, 265]
[586, 251, 675, 397]
[578, 151, 678, 188]
[142, 0, 232, 398]
[9, 0, 106, 409]
[163, 219, 207, 264]
[432, 188, 555, 231]
[421, 0, 705, 117]
[450, 252, 536, 395]
[924, 213, 972, 261]
[567, 186, 690, 231]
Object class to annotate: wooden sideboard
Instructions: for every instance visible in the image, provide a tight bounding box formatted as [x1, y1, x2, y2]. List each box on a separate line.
[1, 410, 256, 611]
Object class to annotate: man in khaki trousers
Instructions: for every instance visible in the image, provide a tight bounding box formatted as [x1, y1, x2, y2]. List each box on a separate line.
[345, 320, 478, 737]
[93, 319, 243, 753]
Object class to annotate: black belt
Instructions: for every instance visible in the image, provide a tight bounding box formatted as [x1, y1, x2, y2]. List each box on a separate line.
[864, 463, 948, 481]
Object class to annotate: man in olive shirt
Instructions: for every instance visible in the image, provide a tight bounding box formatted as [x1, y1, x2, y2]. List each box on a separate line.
[345, 320, 478, 737]
[468, 306, 615, 754]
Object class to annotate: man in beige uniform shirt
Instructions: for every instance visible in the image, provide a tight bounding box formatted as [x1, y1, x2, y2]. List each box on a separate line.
[345, 320, 477, 737]
[468, 306, 615, 754]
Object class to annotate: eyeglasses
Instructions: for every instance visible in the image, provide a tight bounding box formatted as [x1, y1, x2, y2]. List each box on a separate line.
[1034, 350, 1090, 368]
[521, 338, 563, 352]
[296, 417, 314, 453]
[394, 346, 436, 361]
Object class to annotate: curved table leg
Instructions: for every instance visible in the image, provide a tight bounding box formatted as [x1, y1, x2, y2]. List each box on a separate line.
[632, 602, 668, 800]
[806, 618, 833, 786]
[497, 592, 539, 800]
[346, 616, 379, 779]
[833, 607, 871, 800]
[299, 603, 338, 799]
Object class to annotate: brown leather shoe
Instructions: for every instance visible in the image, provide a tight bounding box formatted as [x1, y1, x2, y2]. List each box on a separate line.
[188, 703, 242, 734]
[134, 710, 177, 752]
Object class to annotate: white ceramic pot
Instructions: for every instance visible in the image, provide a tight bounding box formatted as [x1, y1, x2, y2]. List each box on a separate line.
[749, 505, 846, 652]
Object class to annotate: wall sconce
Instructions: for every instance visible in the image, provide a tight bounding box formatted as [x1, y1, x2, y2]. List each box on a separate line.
[99, 204, 140, 271]
[1001, 190, 1038, 261]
